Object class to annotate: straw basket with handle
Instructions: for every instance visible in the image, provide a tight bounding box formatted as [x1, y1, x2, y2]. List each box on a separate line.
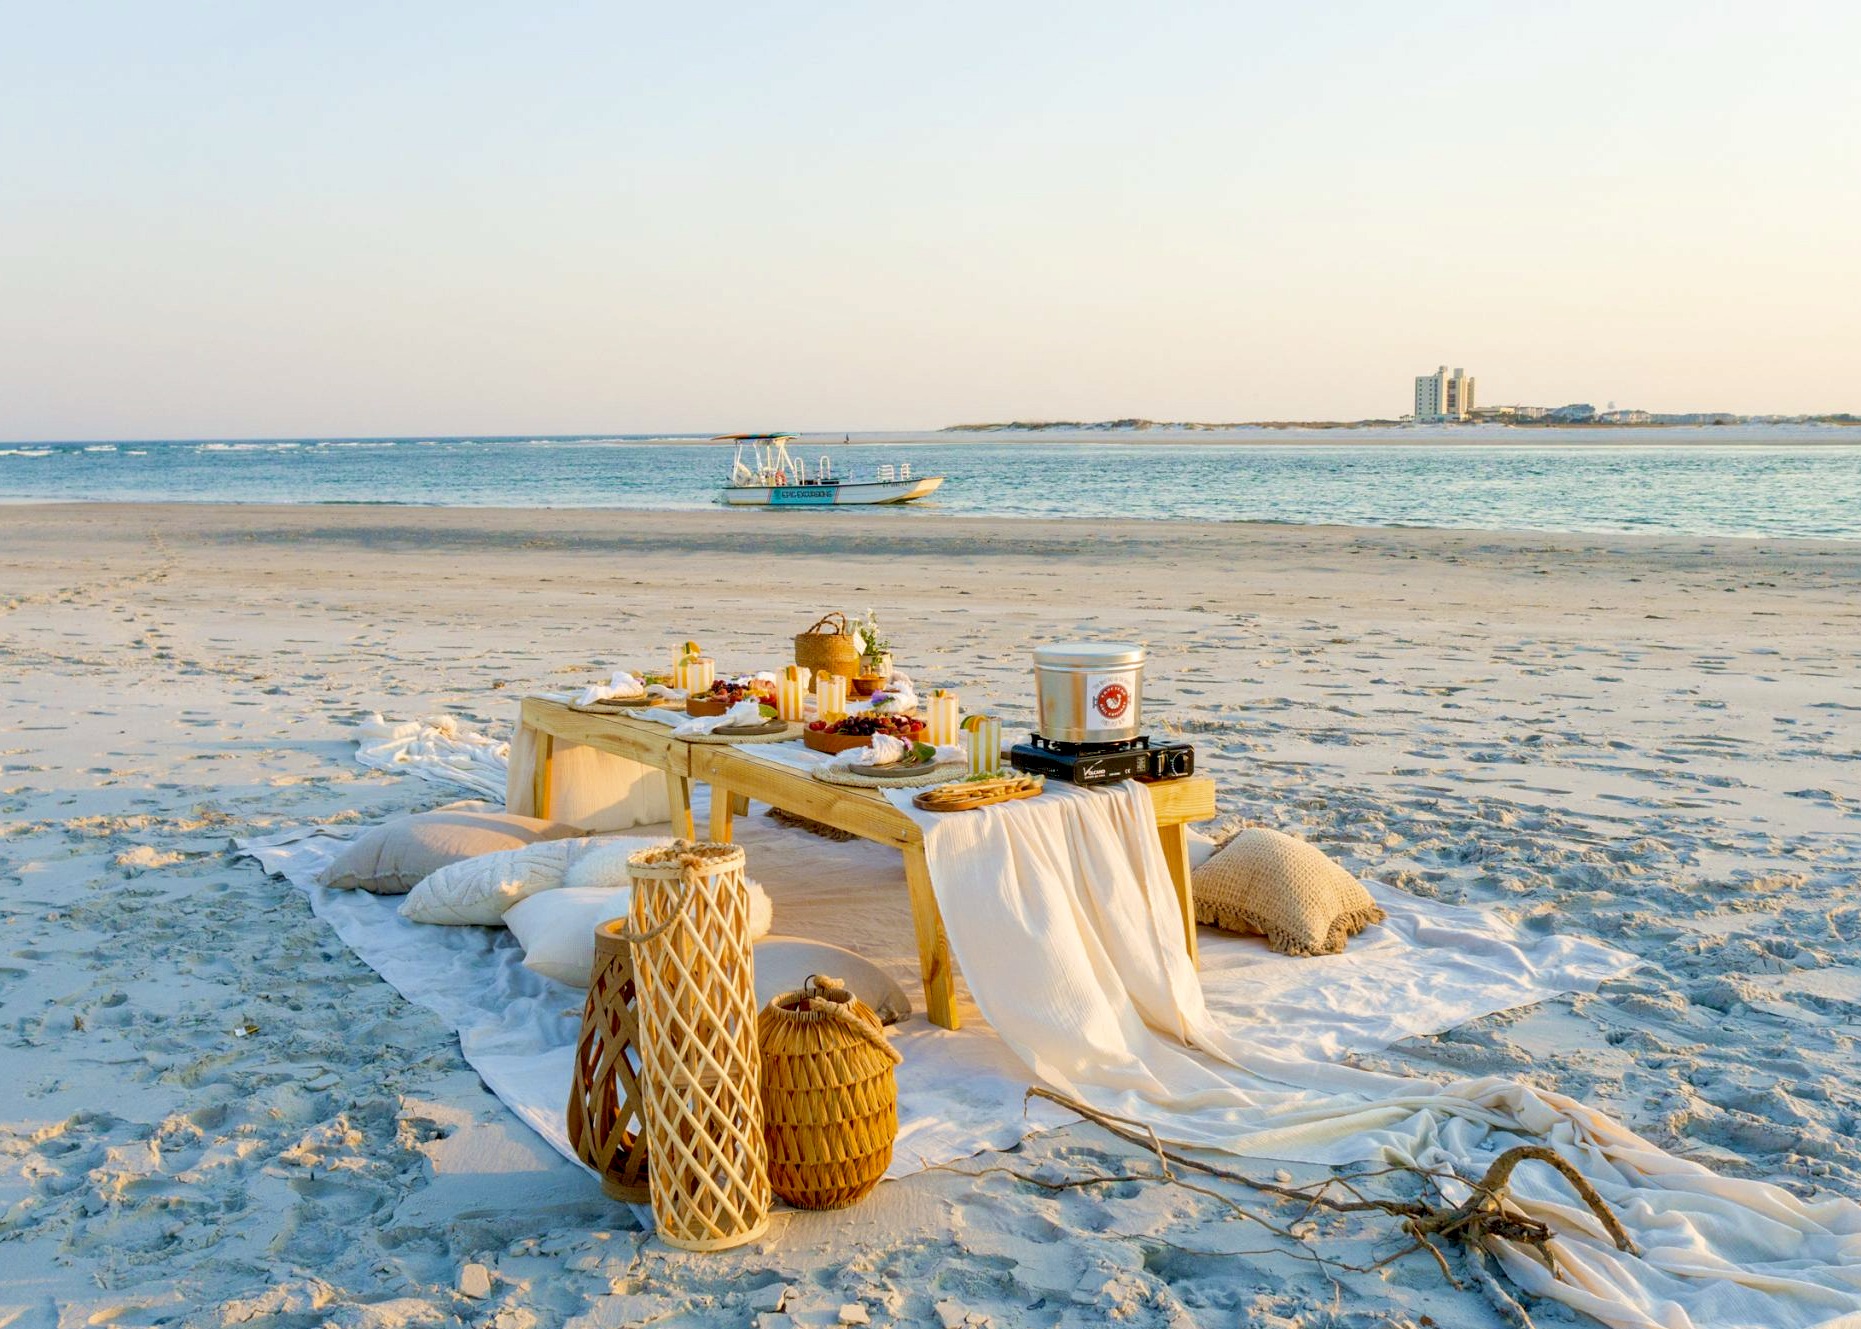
[622, 841, 771, 1251]
[757, 975, 902, 1210]
[566, 919, 650, 1203]
[794, 613, 861, 681]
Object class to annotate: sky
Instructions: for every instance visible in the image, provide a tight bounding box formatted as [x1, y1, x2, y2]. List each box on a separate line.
[2, 2, 1858, 440]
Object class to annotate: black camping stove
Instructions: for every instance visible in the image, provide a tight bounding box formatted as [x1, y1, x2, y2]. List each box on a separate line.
[1009, 733, 1195, 787]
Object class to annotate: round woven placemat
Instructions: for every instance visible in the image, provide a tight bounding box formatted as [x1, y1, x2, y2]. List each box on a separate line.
[812, 760, 966, 789]
[682, 722, 807, 745]
[571, 695, 677, 713]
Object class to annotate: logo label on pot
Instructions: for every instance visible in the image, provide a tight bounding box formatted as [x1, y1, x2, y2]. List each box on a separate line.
[1083, 669, 1138, 731]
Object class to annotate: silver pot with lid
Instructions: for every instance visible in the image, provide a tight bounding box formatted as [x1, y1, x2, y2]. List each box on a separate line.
[1032, 642, 1146, 744]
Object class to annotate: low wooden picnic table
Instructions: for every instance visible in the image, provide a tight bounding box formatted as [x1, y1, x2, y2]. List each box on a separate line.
[519, 697, 1216, 1031]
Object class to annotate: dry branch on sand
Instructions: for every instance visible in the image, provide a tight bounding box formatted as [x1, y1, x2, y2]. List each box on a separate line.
[1002, 1089, 1634, 1329]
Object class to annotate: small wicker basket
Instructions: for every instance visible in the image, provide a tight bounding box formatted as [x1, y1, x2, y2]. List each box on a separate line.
[757, 974, 902, 1210]
[566, 919, 650, 1203]
[794, 613, 860, 681]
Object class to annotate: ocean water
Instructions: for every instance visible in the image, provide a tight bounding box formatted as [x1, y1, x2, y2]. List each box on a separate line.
[2, 435, 1858, 540]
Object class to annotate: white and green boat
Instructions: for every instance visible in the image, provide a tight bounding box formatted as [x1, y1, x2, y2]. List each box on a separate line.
[717, 434, 944, 507]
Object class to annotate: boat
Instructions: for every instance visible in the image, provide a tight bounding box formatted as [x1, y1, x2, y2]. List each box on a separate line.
[716, 434, 944, 507]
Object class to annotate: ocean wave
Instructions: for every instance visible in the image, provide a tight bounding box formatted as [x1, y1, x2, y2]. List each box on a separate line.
[0, 448, 54, 457]
[83, 444, 118, 453]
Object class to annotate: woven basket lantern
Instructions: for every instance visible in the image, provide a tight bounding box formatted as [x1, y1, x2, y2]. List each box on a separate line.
[758, 974, 902, 1210]
[566, 919, 650, 1203]
[794, 612, 860, 681]
[624, 840, 771, 1251]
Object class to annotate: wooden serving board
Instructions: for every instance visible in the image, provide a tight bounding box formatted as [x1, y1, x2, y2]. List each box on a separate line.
[912, 774, 1045, 813]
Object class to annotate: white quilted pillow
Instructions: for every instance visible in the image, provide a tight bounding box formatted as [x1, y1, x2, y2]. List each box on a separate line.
[508, 878, 775, 987]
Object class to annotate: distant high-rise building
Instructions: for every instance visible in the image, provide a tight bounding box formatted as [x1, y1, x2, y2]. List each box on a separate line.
[1414, 365, 1476, 421]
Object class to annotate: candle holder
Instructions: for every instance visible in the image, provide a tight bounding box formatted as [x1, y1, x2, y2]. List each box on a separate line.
[962, 714, 1003, 778]
[815, 674, 849, 723]
[674, 640, 715, 695]
[776, 668, 807, 723]
[927, 690, 961, 748]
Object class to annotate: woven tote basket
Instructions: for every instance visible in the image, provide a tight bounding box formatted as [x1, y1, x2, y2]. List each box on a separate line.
[757, 974, 902, 1210]
[794, 612, 860, 681]
[624, 841, 771, 1251]
[566, 919, 650, 1203]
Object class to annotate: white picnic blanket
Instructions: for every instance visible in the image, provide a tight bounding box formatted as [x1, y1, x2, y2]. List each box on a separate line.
[354, 714, 509, 801]
[239, 788, 1638, 1173]
[901, 781, 1861, 1329]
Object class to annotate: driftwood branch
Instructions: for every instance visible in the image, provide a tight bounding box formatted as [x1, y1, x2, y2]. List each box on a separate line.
[1019, 1087, 1637, 1326]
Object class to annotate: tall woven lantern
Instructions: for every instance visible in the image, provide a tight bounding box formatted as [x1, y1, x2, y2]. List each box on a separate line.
[625, 841, 771, 1251]
[566, 919, 650, 1203]
[758, 975, 902, 1210]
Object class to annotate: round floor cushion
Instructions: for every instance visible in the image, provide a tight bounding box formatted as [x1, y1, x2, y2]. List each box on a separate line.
[1192, 827, 1385, 957]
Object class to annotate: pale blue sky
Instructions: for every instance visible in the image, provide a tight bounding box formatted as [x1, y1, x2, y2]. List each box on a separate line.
[3, 2, 1857, 439]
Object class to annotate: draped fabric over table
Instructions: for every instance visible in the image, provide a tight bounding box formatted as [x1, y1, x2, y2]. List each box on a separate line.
[901, 781, 1861, 1329]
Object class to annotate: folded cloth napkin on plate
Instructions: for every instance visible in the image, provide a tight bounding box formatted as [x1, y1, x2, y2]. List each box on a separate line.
[824, 736, 964, 770]
[863, 673, 919, 715]
[673, 698, 766, 736]
[575, 671, 646, 707]
[827, 733, 910, 768]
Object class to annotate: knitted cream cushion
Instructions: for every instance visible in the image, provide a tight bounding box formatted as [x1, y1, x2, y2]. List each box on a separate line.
[1192, 827, 1385, 956]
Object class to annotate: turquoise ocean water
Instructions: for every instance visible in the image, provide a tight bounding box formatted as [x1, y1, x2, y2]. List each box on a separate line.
[2, 436, 1858, 540]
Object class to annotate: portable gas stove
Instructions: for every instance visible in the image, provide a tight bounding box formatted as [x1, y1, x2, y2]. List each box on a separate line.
[1008, 733, 1195, 787]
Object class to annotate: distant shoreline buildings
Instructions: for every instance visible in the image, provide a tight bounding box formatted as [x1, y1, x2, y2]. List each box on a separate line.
[1403, 364, 1810, 427]
[1414, 366, 1475, 421]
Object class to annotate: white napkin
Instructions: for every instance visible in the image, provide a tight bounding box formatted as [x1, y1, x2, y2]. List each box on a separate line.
[865, 673, 919, 715]
[823, 736, 965, 770]
[827, 733, 909, 769]
[574, 671, 645, 706]
[673, 698, 768, 737]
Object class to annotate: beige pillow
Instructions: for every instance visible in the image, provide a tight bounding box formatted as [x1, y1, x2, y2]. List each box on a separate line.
[1192, 827, 1385, 956]
[317, 809, 580, 894]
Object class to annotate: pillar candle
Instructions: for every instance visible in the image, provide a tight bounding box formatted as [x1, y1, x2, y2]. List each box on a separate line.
[962, 714, 1002, 778]
[928, 690, 961, 747]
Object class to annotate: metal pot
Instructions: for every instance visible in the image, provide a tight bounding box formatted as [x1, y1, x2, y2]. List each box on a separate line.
[1032, 642, 1145, 744]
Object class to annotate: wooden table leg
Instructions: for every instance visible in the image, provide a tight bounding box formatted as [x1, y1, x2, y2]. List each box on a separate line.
[708, 783, 735, 843]
[531, 732, 555, 821]
[1157, 821, 1199, 969]
[665, 770, 695, 840]
[902, 842, 959, 1031]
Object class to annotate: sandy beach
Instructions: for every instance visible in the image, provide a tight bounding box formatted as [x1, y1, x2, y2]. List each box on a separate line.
[3, 503, 1859, 1327]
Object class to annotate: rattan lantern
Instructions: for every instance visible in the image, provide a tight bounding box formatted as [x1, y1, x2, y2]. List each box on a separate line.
[758, 974, 902, 1210]
[625, 840, 771, 1251]
[566, 919, 650, 1203]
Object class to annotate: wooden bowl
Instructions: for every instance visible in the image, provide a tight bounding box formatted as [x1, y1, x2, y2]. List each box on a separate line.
[686, 696, 728, 717]
[849, 675, 887, 698]
[803, 728, 872, 755]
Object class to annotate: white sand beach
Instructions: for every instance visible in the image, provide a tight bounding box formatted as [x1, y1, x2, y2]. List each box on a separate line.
[3, 503, 1859, 1327]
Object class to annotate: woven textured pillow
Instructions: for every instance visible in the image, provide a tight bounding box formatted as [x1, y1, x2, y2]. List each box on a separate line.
[1192, 827, 1385, 956]
[317, 809, 580, 894]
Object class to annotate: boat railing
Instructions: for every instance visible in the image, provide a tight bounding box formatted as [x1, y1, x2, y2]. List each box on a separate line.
[899, 462, 913, 480]
[876, 464, 896, 482]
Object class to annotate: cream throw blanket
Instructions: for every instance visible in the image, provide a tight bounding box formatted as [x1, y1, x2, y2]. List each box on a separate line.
[911, 782, 1861, 1329]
